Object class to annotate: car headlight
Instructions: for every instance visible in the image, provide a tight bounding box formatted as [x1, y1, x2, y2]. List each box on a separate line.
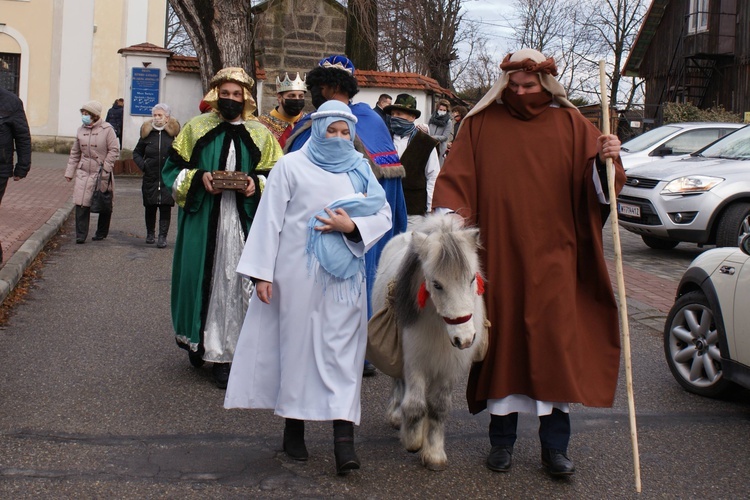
[661, 175, 724, 194]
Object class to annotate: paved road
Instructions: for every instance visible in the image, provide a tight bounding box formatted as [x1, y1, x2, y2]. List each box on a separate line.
[2, 176, 749, 498]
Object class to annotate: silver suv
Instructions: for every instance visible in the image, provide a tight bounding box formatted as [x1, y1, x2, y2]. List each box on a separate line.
[617, 124, 750, 250]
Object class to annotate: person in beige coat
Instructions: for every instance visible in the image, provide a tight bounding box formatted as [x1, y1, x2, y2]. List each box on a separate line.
[65, 100, 119, 243]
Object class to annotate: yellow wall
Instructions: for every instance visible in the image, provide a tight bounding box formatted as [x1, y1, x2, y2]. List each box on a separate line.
[1, 0, 167, 133]
[92, 0, 126, 109]
[147, 1, 167, 47]
[0, 33, 21, 53]
[1, 0, 55, 128]
[91, 0, 167, 113]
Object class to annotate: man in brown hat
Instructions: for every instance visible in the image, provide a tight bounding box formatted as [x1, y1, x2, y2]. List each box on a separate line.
[384, 93, 439, 227]
[433, 49, 626, 477]
[162, 67, 282, 389]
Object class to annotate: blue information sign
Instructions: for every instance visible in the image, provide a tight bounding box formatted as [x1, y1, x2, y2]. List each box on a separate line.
[131, 67, 160, 115]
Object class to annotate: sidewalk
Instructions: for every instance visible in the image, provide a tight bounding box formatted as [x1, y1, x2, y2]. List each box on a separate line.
[0, 152, 73, 301]
[0, 157, 681, 330]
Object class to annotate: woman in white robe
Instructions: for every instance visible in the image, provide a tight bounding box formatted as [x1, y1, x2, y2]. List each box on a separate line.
[225, 100, 392, 474]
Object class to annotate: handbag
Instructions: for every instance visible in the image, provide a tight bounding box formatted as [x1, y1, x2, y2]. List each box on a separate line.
[366, 280, 404, 378]
[90, 166, 113, 213]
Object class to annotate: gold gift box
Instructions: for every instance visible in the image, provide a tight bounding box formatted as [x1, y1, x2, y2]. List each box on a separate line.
[211, 170, 248, 190]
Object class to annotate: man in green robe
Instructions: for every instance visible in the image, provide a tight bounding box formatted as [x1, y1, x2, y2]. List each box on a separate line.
[162, 67, 282, 389]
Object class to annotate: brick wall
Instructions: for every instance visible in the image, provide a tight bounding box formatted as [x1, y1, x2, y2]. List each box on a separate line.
[254, 0, 346, 115]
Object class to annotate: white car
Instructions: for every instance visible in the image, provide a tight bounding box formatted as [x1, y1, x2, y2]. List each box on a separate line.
[620, 122, 743, 170]
[664, 235, 750, 397]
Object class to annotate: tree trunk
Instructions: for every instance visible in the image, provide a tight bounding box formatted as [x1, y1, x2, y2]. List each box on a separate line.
[346, 0, 378, 70]
[168, 0, 256, 95]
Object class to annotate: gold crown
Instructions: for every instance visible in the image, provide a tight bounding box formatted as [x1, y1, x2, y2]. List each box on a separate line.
[276, 72, 307, 93]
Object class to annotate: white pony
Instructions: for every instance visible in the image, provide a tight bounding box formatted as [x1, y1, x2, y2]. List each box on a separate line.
[371, 213, 487, 471]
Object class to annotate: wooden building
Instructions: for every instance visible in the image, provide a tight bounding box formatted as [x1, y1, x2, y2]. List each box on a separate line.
[623, 0, 750, 124]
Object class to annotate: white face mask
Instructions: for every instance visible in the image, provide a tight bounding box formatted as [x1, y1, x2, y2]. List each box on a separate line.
[437, 110, 447, 116]
[152, 118, 166, 128]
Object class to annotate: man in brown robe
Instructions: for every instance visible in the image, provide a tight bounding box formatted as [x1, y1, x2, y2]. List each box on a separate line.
[432, 48, 626, 477]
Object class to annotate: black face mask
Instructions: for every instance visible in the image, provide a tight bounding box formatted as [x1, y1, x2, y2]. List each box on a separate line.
[310, 87, 327, 109]
[281, 98, 305, 116]
[217, 98, 244, 121]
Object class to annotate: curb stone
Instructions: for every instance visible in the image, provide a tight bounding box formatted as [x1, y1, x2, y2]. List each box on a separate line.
[0, 202, 74, 304]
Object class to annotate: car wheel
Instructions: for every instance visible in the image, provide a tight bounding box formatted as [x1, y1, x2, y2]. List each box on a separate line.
[641, 235, 679, 250]
[715, 202, 750, 247]
[663, 290, 731, 397]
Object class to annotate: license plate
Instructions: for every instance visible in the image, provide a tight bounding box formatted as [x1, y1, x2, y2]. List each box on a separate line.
[618, 202, 641, 218]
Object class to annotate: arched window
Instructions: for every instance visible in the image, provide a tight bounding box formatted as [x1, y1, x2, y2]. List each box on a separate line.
[0, 52, 21, 95]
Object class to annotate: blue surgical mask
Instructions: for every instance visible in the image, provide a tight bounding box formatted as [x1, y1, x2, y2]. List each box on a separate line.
[82, 115, 92, 126]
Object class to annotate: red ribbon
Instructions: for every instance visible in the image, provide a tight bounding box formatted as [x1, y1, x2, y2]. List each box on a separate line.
[417, 282, 430, 309]
[417, 273, 485, 309]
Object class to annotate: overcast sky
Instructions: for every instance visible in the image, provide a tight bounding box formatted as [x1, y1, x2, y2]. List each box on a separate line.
[461, 0, 518, 58]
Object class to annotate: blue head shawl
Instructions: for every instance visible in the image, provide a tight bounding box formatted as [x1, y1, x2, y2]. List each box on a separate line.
[303, 100, 386, 301]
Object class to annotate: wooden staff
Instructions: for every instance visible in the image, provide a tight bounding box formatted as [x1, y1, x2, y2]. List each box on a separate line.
[599, 60, 642, 493]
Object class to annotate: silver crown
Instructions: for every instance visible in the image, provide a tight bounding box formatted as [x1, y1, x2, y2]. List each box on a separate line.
[276, 72, 307, 93]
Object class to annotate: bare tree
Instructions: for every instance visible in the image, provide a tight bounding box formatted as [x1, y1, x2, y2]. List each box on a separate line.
[512, 0, 568, 53]
[168, 0, 256, 93]
[508, 0, 646, 111]
[165, 2, 196, 56]
[452, 29, 501, 102]
[345, 0, 378, 70]
[377, 0, 465, 89]
[584, 0, 647, 111]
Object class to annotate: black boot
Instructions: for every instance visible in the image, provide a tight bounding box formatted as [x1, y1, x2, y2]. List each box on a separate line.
[212, 362, 231, 389]
[75, 205, 90, 243]
[283, 418, 309, 461]
[145, 206, 156, 244]
[333, 420, 360, 474]
[157, 217, 169, 248]
[188, 349, 204, 368]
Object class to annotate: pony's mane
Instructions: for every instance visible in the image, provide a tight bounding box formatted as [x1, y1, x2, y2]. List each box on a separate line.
[428, 232, 473, 280]
[393, 250, 422, 327]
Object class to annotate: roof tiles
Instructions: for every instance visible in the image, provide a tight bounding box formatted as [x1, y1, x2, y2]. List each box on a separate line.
[355, 70, 455, 98]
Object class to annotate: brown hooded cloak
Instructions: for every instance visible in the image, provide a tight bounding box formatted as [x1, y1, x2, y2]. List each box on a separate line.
[433, 52, 626, 413]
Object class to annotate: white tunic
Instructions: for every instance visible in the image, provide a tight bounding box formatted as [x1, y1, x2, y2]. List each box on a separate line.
[202, 140, 249, 363]
[224, 150, 392, 424]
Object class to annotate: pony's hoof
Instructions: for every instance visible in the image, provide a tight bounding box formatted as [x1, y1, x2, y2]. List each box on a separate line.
[422, 450, 447, 470]
[403, 436, 423, 453]
[388, 416, 402, 430]
[424, 460, 447, 471]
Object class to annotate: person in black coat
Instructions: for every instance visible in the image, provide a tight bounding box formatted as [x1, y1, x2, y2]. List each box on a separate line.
[132, 103, 180, 248]
[106, 98, 124, 148]
[372, 93, 392, 126]
[0, 87, 32, 263]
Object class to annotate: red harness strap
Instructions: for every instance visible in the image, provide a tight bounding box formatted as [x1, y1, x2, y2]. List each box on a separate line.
[417, 273, 485, 310]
